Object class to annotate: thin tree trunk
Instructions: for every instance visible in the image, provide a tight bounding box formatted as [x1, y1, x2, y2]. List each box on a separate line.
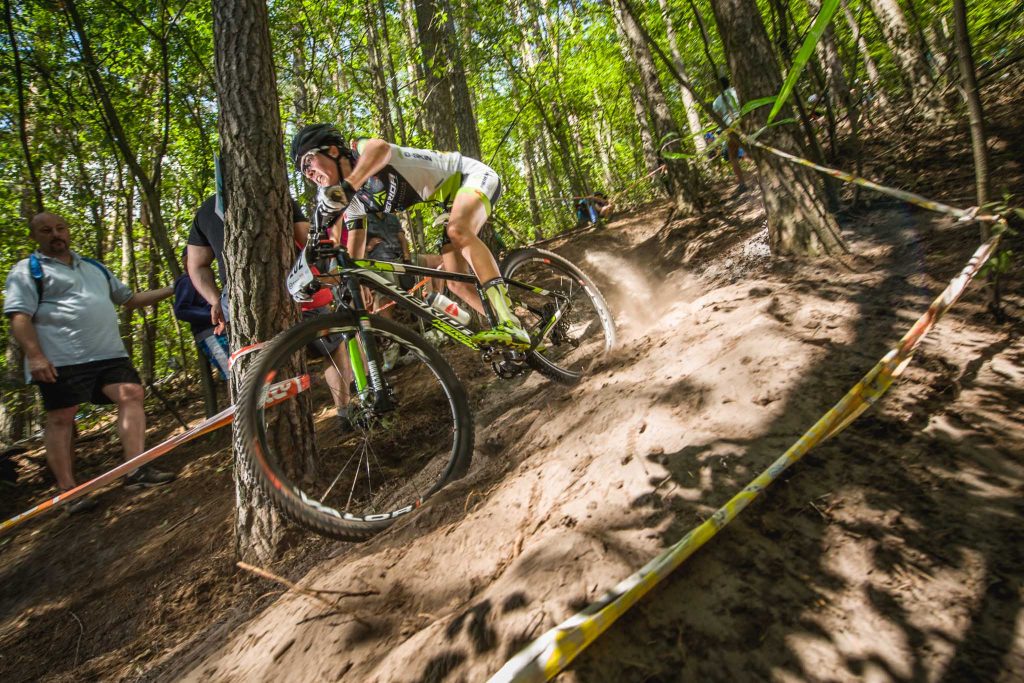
[592, 88, 617, 189]
[840, 0, 889, 110]
[291, 23, 309, 125]
[62, 0, 181, 277]
[365, 0, 396, 140]
[137, 216, 157, 384]
[614, 0, 705, 213]
[686, 0, 720, 80]
[523, 135, 544, 237]
[3, 0, 43, 213]
[378, 0, 408, 144]
[626, 79, 662, 190]
[213, 0, 314, 563]
[414, 0, 459, 150]
[867, 0, 939, 115]
[709, 0, 847, 256]
[952, 0, 990, 214]
[401, 0, 427, 137]
[442, 0, 481, 158]
[120, 174, 137, 363]
[659, 0, 706, 158]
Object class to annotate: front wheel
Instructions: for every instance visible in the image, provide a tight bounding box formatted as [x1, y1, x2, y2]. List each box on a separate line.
[236, 310, 474, 541]
[501, 247, 616, 384]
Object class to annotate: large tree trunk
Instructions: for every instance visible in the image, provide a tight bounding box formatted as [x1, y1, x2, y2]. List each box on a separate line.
[413, 0, 459, 150]
[614, 0, 705, 214]
[709, 0, 847, 256]
[213, 0, 315, 563]
[867, 0, 939, 116]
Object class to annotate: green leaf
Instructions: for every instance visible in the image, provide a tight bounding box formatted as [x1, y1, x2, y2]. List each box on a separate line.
[740, 96, 776, 116]
[768, 0, 841, 125]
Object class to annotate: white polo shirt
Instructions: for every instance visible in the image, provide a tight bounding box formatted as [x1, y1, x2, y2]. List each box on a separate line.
[4, 251, 133, 382]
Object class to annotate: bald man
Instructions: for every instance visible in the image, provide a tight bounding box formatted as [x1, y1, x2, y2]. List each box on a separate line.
[4, 212, 176, 512]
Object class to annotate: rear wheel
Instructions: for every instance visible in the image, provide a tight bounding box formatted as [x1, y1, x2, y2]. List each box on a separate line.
[501, 248, 616, 384]
[237, 310, 473, 541]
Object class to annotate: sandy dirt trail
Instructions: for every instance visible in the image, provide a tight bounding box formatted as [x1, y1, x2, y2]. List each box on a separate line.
[163, 195, 1023, 683]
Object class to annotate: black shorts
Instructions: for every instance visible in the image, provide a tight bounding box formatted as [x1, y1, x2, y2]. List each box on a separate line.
[36, 357, 142, 411]
[302, 307, 346, 358]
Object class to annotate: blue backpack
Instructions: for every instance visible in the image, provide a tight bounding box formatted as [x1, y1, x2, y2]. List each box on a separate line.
[28, 252, 112, 308]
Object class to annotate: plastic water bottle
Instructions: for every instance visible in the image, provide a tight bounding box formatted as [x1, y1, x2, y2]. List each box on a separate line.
[427, 292, 472, 325]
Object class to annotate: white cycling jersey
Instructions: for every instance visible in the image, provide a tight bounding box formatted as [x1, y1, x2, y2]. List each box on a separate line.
[343, 142, 502, 229]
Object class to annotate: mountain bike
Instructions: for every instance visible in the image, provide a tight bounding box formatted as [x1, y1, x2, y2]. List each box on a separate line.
[236, 206, 615, 541]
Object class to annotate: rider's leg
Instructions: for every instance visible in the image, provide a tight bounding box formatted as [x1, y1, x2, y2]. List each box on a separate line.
[447, 190, 528, 347]
[440, 246, 485, 314]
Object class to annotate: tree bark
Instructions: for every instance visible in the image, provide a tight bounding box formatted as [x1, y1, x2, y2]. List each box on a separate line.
[709, 0, 847, 256]
[213, 0, 315, 563]
[614, 0, 705, 213]
[951, 0, 989, 212]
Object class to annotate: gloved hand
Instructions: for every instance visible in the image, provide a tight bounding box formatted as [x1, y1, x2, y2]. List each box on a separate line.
[318, 183, 349, 211]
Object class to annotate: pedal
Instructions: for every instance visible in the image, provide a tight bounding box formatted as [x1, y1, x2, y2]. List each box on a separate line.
[489, 349, 528, 379]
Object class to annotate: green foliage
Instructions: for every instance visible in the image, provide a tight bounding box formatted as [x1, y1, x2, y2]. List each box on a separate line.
[768, 0, 840, 125]
[1, 0, 1021, 416]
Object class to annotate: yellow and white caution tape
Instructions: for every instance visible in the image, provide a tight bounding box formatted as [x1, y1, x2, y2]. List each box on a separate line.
[488, 220, 1002, 682]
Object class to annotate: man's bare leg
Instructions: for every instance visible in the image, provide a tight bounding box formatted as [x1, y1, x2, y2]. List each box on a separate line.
[44, 405, 78, 490]
[102, 382, 147, 460]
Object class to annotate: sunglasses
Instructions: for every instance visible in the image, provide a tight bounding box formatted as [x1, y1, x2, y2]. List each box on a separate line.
[300, 146, 329, 176]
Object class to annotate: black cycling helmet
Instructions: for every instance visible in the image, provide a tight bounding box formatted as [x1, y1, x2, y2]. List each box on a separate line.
[290, 123, 348, 171]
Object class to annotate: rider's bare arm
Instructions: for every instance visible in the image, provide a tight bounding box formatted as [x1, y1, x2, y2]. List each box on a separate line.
[344, 139, 392, 189]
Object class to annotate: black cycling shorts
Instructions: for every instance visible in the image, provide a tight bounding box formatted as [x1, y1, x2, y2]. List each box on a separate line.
[36, 357, 142, 412]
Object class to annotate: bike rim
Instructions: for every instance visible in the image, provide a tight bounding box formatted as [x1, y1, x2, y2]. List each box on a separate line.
[509, 258, 614, 376]
[252, 321, 464, 524]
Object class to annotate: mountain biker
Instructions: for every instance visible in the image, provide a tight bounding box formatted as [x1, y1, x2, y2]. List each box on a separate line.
[290, 123, 530, 349]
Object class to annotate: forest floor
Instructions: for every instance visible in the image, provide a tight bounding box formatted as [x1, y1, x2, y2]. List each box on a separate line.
[2, 87, 1023, 682]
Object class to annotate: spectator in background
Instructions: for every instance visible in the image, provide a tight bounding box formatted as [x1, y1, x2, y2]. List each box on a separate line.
[3, 212, 176, 513]
[712, 76, 748, 193]
[172, 249, 229, 379]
